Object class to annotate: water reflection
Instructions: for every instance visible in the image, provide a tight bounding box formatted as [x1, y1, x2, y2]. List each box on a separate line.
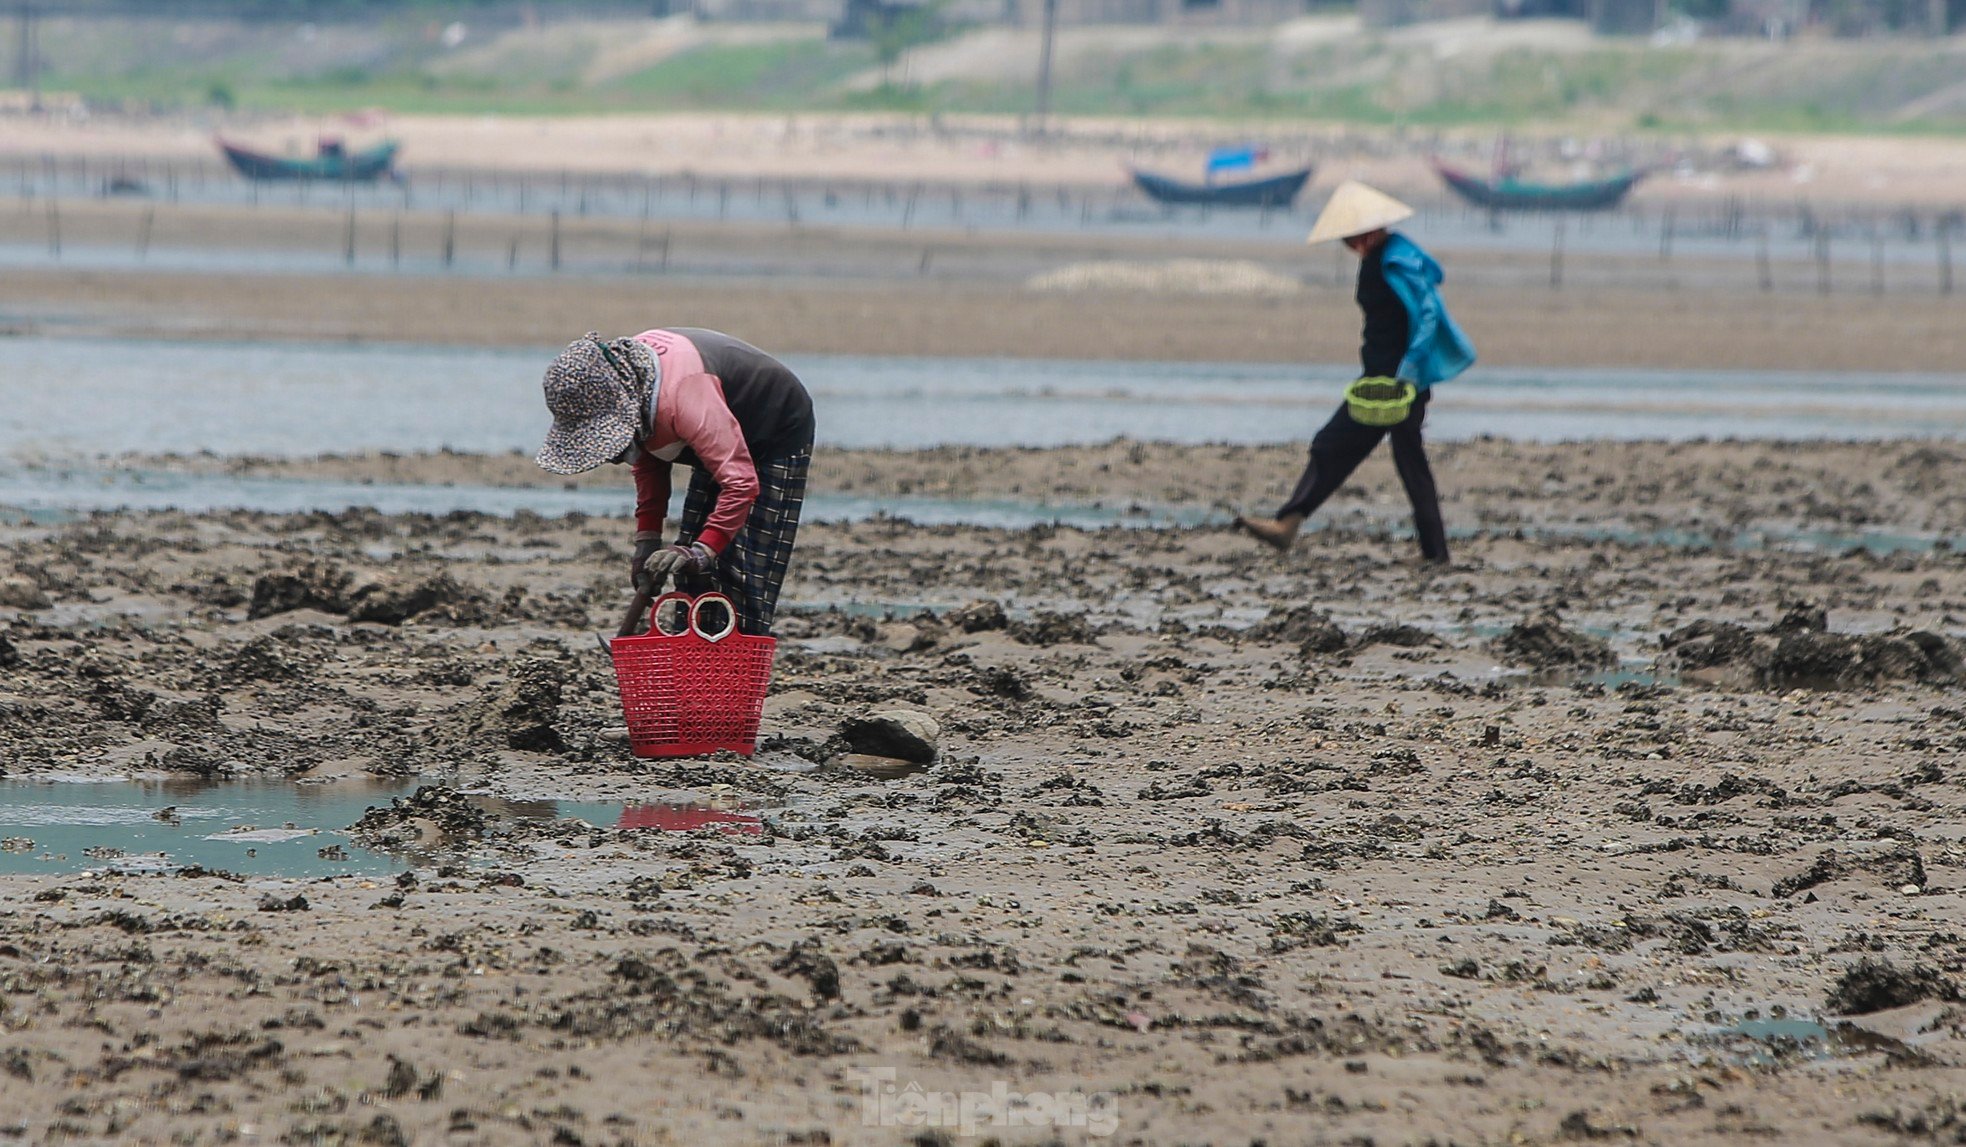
[0, 779, 771, 877]
[616, 802, 765, 835]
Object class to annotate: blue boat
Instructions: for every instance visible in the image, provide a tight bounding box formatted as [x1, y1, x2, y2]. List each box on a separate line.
[1434, 160, 1643, 212]
[218, 137, 400, 183]
[1128, 164, 1313, 209]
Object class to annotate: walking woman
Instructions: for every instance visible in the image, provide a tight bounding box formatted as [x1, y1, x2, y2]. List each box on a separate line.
[1235, 181, 1475, 563]
[535, 328, 814, 636]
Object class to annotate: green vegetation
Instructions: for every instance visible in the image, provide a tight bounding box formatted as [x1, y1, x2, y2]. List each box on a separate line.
[26, 12, 1966, 133]
[611, 41, 876, 108]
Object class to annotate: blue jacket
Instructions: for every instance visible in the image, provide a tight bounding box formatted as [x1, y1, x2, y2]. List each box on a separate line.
[1381, 234, 1476, 390]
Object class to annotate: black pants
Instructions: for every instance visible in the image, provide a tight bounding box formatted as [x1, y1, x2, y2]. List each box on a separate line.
[1276, 389, 1448, 562]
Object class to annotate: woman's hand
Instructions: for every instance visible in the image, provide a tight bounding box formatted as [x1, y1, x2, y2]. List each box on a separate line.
[640, 541, 716, 591]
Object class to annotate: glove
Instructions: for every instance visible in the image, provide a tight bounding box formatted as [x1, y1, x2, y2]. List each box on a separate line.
[630, 537, 662, 594]
[640, 541, 716, 592]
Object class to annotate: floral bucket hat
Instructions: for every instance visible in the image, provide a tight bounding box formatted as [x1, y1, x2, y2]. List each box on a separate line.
[534, 333, 657, 475]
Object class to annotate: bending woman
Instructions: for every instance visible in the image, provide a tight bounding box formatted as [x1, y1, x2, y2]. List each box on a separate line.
[535, 327, 815, 636]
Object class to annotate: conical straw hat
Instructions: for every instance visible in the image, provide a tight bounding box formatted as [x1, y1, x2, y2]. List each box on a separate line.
[1305, 180, 1414, 245]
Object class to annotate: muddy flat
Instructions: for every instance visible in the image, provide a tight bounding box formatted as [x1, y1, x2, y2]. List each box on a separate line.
[4, 438, 1966, 1144]
[4, 198, 1966, 372]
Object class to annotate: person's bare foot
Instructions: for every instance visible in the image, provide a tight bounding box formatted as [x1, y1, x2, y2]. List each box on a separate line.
[1233, 515, 1301, 553]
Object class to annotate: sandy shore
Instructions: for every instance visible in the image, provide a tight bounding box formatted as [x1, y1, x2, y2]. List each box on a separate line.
[9, 110, 1966, 208]
[7, 263, 1961, 372]
[5, 439, 1966, 1143]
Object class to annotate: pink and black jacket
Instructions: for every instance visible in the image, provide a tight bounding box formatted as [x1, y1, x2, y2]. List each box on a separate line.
[627, 328, 815, 553]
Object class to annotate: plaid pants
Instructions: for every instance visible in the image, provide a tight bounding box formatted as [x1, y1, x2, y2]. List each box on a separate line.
[674, 449, 810, 637]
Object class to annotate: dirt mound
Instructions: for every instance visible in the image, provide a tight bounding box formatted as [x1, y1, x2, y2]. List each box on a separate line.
[971, 664, 1031, 699]
[248, 563, 482, 626]
[947, 599, 1008, 633]
[1826, 958, 1957, 1015]
[1768, 630, 1961, 688]
[1491, 613, 1615, 671]
[222, 636, 298, 682]
[1010, 610, 1097, 647]
[1251, 606, 1349, 654]
[1357, 623, 1438, 650]
[468, 658, 567, 753]
[247, 562, 353, 619]
[0, 574, 51, 611]
[347, 572, 480, 626]
[1664, 610, 1965, 690]
[1772, 848, 1927, 898]
[1658, 619, 1759, 673]
[348, 785, 494, 851]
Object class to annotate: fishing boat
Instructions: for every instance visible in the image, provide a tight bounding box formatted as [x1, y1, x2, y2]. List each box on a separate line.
[1128, 164, 1313, 209]
[217, 137, 401, 182]
[1433, 160, 1643, 211]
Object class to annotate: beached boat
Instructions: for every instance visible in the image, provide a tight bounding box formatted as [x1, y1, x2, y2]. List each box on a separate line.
[1433, 160, 1643, 211]
[217, 137, 400, 182]
[1128, 164, 1313, 209]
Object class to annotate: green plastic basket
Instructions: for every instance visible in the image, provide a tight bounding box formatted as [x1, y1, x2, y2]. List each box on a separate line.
[1344, 376, 1416, 427]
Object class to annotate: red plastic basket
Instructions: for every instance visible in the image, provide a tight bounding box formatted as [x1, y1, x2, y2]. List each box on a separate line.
[609, 592, 777, 758]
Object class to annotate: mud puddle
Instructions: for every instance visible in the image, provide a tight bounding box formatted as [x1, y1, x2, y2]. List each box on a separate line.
[1694, 1016, 1910, 1068]
[0, 780, 765, 877]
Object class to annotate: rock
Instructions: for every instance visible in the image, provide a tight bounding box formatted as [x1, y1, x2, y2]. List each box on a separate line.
[834, 753, 929, 780]
[0, 634, 17, 669]
[0, 575, 49, 611]
[471, 658, 566, 752]
[840, 710, 940, 765]
[1491, 612, 1615, 670]
[947, 599, 1007, 633]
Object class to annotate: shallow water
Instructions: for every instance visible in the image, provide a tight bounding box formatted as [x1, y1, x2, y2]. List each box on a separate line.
[0, 467, 1212, 530]
[6, 337, 1966, 462]
[1697, 1016, 1905, 1068]
[0, 779, 756, 878]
